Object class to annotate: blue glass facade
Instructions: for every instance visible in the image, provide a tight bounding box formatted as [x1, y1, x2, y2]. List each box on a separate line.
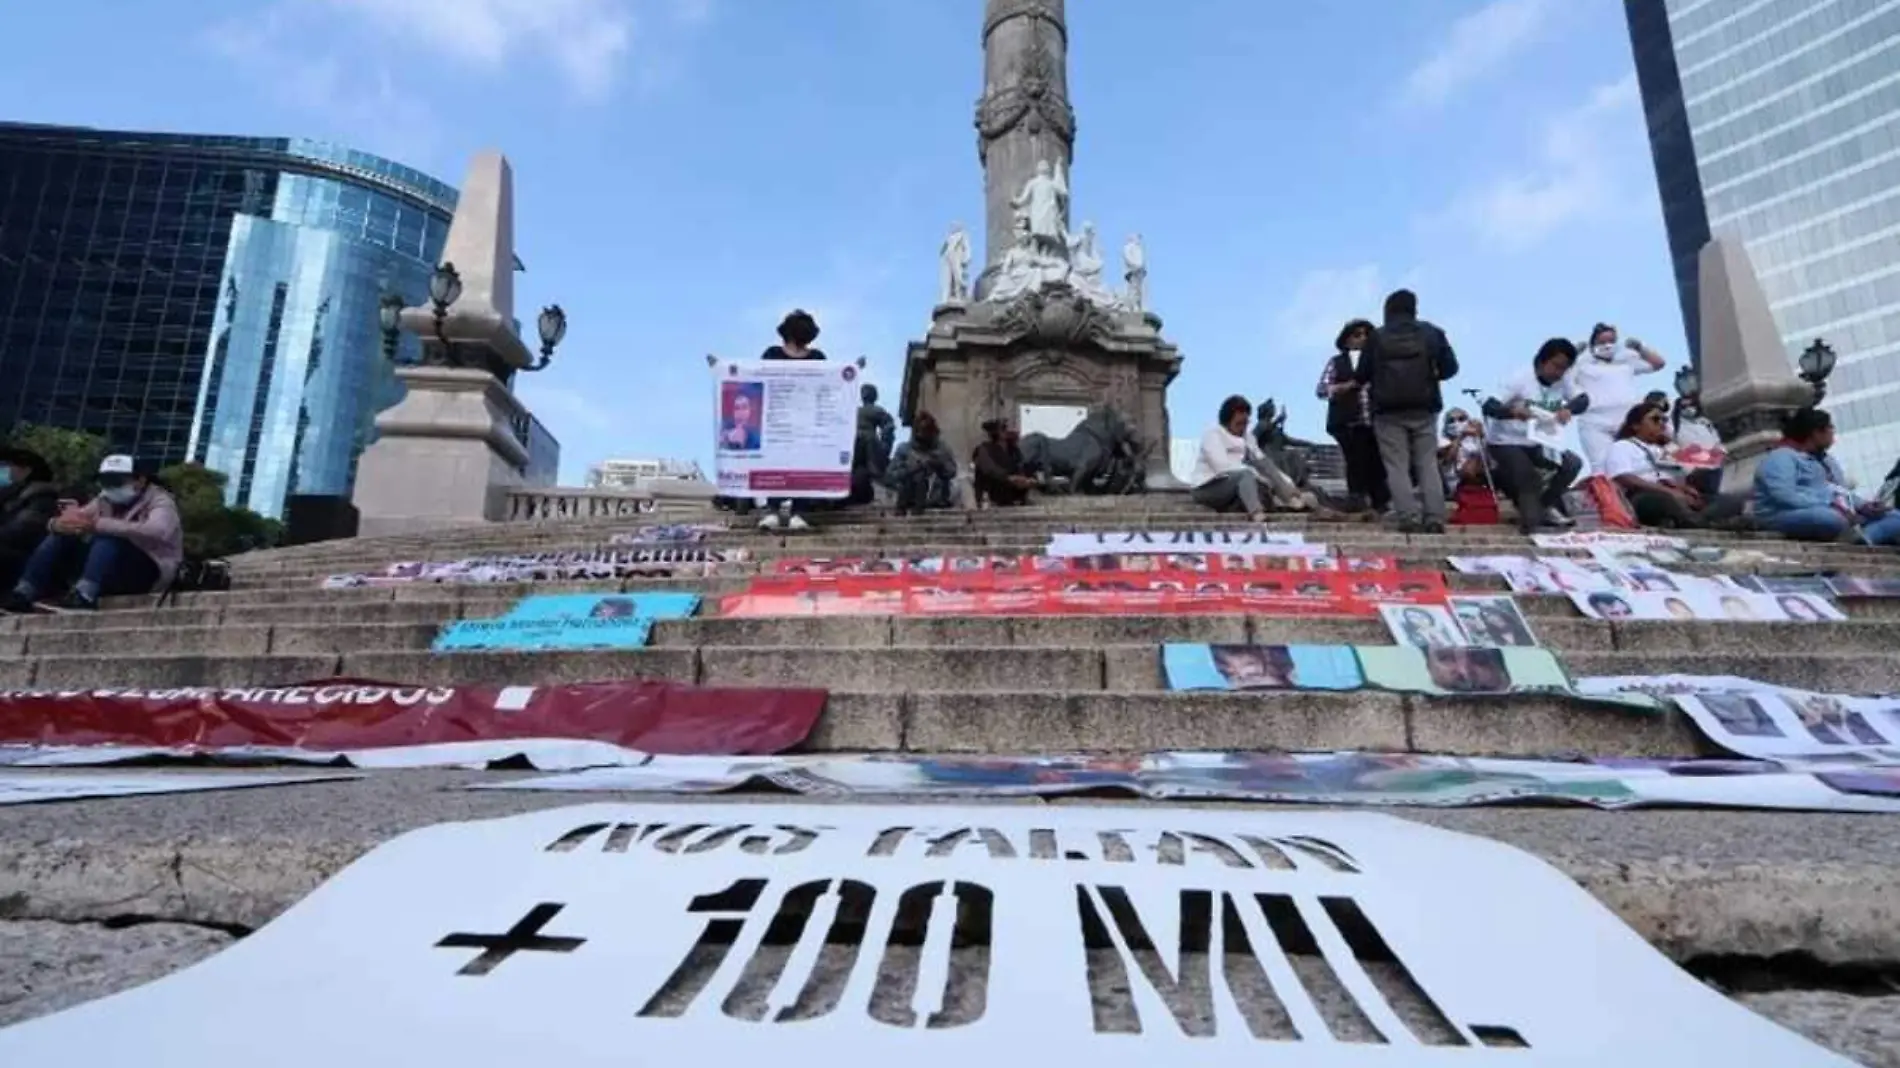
[1628, 0, 1900, 485]
[0, 123, 456, 517]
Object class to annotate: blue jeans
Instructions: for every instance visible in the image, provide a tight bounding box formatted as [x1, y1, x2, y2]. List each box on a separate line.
[14, 533, 161, 601]
[1763, 506, 1900, 546]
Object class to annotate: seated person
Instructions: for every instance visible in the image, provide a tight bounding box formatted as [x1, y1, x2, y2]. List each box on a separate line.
[1671, 396, 1724, 498]
[1438, 408, 1488, 498]
[885, 411, 958, 515]
[1189, 395, 1306, 520]
[1604, 404, 1746, 530]
[972, 418, 1035, 507]
[2, 454, 183, 613]
[0, 447, 58, 592]
[1480, 339, 1587, 534]
[1754, 407, 1900, 545]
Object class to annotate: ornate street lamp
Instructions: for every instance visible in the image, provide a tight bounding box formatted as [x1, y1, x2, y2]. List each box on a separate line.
[526, 303, 567, 371]
[1673, 363, 1700, 403]
[378, 291, 406, 362]
[1798, 338, 1837, 402]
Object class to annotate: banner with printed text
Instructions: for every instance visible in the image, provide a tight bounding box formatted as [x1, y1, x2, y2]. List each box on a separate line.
[712, 358, 857, 498]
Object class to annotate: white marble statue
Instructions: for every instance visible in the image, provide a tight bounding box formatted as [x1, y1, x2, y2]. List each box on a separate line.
[1011, 159, 1069, 253]
[938, 223, 972, 304]
[988, 213, 1045, 304]
[1122, 233, 1147, 312]
[1068, 221, 1105, 290]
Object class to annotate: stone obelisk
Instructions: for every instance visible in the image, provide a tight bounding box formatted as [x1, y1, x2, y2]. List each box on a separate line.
[974, 0, 1075, 295]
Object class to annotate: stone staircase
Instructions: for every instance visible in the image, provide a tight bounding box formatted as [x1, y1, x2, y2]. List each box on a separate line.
[3, 500, 1900, 1060]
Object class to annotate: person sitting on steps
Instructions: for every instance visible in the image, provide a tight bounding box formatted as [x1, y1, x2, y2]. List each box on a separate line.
[886, 411, 959, 516]
[1755, 407, 1900, 546]
[0, 446, 59, 593]
[972, 418, 1035, 508]
[1190, 395, 1309, 520]
[1481, 338, 1588, 534]
[1603, 404, 1747, 530]
[2, 454, 183, 614]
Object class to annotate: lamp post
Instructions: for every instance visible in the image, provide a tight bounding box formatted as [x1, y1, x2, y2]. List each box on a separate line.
[1798, 338, 1837, 404]
[378, 291, 406, 362]
[386, 261, 567, 381]
[527, 304, 567, 372]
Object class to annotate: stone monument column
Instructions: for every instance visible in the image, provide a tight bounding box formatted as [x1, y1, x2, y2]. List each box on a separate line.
[352, 150, 539, 537]
[975, 0, 1075, 295]
[1697, 236, 1820, 495]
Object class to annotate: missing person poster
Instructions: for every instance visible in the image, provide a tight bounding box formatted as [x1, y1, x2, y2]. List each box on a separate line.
[1570, 589, 1845, 622]
[712, 359, 857, 499]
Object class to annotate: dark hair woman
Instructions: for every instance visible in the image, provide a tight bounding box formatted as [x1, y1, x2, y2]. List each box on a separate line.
[1315, 318, 1387, 513]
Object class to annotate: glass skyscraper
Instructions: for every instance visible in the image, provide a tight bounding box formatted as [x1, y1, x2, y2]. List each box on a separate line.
[1628, 0, 1900, 484]
[0, 123, 456, 517]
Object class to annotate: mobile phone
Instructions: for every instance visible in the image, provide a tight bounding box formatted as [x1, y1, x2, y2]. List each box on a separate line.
[57, 499, 78, 511]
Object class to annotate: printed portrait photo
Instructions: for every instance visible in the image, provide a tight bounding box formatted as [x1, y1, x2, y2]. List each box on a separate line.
[1794, 694, 1888, 747]
[1210, 644, 1299, 690]
[1693, 693, 1785, 739]
[1423, 646, 1513, 694]
[1776, 593, 1843, 622]
[1448, 595, 1539, 649]
[1583, 591, 1635, 619]
[1381, 604, 1462, 650]
[717, 381, 765, 452]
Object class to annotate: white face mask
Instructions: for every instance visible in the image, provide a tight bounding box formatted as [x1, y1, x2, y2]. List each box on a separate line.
[1592, 343, 1616, 360]
[102, 485, 139, 506]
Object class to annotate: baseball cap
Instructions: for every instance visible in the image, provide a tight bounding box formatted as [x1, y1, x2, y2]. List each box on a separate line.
[97, 454, 146, 486]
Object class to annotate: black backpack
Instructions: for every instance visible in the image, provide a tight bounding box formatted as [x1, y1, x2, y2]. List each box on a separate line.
[156, 557, 231, 607]
[1371, 323, 1440, 413]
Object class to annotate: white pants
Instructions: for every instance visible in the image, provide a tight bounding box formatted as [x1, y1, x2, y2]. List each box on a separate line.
[1578, 418, 1619, 475]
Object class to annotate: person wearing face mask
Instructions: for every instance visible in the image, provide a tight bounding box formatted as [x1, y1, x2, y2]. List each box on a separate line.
[1570, 323, 1665, 472]
[1315, 318, 1388, 514]
[0, 447, 59, 592]
[1, 454, 182, 613]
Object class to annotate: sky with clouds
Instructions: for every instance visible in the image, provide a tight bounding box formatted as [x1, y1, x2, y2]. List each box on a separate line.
[0, 0, 1688, 481]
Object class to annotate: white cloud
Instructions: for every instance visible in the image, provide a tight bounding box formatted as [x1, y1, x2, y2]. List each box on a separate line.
[1402, 0, 1556, 110]
[316, 0, 635, 99]
[1273, 265, 1388, 353]
[1433, 75, 1643, 251]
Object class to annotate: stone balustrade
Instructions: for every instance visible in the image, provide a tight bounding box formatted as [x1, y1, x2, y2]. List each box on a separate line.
[501, 487, 698, 522]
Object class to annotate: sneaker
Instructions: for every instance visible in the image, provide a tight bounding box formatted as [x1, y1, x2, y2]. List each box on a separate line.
[787, 515, 810, 532]
[1543, 507, 1576, 528]
[42, 591, 98, 613]
[1422, 520, 1448, 535]
[757, 513, 781, 531]
[0, 593, 38, 615]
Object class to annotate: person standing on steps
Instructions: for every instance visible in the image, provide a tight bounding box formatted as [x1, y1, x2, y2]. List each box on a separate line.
[758, 309, 827, 532]
[1352, 289, 1460, 533]
[1569, 322, 1665, 472]
[1315, 318, 1388, 514]
[1482, 338, 1589, 534]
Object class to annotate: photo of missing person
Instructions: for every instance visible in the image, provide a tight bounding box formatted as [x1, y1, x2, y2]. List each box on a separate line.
[1693, 693, 1785, 739]
[1381, 605, 1462, 650]
[1210, 644, 1298, 690]
[1423, 646, 1513, 694]
[1584, 591, 1634, 619]
[1628, 570, 1679, 593]
[1719, 595, 1756, 621]
[1828, 576, 1900, 598]
[1776, 593, 1840, 622]
[717, 381, 765, 452]
[1662, 596, 1696, 620]
[1793, 694, 1888, 746]
[1448, 595, 1539, 649]
[587, 597, 637, 619]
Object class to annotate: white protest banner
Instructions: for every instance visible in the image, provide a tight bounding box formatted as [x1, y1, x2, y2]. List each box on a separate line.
[1675, 689, 1900, 767]
[0, 770, 357, 805]
[1046, 531, 1327, 558]
[712, 358, 857, 499]
[0, 802, 1854, 1064]
[1530, 531, 1688, 552]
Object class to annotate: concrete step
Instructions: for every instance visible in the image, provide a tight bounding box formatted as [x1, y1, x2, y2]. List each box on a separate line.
[0, 771, 1895, 973]
[17, 615, 1900, 661]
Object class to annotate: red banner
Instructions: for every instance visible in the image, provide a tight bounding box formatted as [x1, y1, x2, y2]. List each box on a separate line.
[774, 553, 1398, 577]
[720, 569, 1446, 618]
[0, 680, 824, 757]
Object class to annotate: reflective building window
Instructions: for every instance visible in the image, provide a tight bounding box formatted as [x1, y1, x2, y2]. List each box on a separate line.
[1629, 0, 1900, 486]
[0, 123, 457, 518]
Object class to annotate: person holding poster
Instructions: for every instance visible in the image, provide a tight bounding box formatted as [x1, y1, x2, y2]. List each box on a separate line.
[1604, 404, 1747, 530]
[1482, 338, 1589, 534]
[728, 310, 842, 532]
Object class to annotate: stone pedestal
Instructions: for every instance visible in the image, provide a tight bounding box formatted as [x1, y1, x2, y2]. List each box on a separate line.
[352, 367, 531, 536]
[899, 286, 1183, 489]
[1698, 236, 1818, 495]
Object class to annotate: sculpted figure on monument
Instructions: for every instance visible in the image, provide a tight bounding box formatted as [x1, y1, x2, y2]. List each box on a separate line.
[938, 224, 972, 304]
[1017, 406, 1146, 495]
[1011, 160, 1069, 255]
[989, 214, 1049, 303]
[1122, 233, 1147, 312]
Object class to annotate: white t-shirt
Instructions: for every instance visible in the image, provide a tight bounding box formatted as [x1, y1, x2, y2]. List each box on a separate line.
[1673, 416, 1722, 449]
[1485, 369, 1576, 448]
[1192, 425, 1260, 487]
[1569, 349, 1659, 425]
[1603, 438, 1670, 485]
